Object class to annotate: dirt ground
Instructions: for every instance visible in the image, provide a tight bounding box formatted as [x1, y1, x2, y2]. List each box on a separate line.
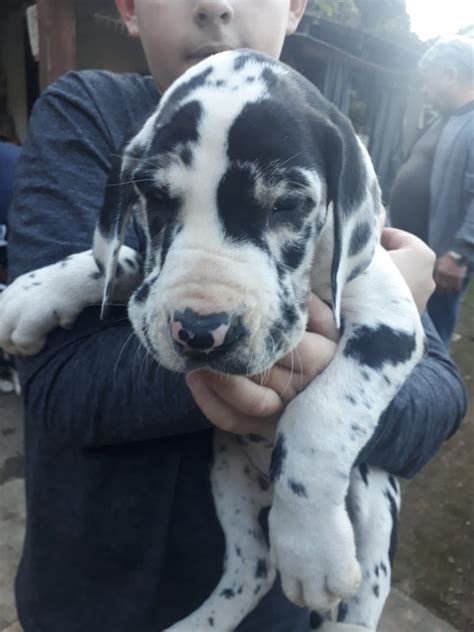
[393, 285, 473, 632]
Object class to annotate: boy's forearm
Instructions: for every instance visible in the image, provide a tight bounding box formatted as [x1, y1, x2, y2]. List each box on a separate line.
[357, 314, 467, 478]
[18, 306, 211, 447]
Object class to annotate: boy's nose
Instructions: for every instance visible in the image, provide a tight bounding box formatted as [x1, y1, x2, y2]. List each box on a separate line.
[194, 0, 234, 26]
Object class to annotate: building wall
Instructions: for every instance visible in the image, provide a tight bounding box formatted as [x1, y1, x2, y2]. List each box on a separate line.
[0, 8, 28, 142]
[76, 3, 148, 75]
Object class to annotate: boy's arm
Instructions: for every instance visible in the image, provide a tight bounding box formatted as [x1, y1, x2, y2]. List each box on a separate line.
[358, 312, 467, 478]
[9, 72, 209, 446]
[15, 305, 210, 446]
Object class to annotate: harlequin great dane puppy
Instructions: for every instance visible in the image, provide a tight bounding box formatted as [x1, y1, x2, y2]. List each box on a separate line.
[0, 50, 424, 631]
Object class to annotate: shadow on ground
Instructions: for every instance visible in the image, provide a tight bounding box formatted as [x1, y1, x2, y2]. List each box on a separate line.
[393, 284, 474, 632]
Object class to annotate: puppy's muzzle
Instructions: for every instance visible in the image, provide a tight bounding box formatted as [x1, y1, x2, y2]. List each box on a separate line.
[170, 308, 244, 357]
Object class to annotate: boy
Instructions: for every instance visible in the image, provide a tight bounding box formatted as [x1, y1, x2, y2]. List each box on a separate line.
[8, 1, 466, 630]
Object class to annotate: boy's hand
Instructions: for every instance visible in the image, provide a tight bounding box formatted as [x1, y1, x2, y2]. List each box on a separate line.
[186, 227, 435, 434]
[434, 252, 467, 293]
[382, 227, 436, 312]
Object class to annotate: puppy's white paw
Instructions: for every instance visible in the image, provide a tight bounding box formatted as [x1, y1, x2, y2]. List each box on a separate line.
[0, 251, 103, 355]
[269, 498, 361, 612]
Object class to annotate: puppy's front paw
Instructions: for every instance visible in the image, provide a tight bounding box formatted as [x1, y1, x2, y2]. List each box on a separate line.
[0, 252, 103, 355]
[269, 498, 361, 611]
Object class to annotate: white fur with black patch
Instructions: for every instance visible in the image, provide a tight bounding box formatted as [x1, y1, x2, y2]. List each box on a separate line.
[0, 50, 425, 631]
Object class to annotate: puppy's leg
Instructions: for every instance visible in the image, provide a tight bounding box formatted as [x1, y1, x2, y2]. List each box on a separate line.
[334, 466, 400, 631]
[0, 246, 141, 355]
[166, 431, 276, 632]
[269, 246, 424, 613]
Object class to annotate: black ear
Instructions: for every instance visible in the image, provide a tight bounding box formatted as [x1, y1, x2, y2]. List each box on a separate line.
[324, 110, 382, 327]
[93, 151, 139, 316]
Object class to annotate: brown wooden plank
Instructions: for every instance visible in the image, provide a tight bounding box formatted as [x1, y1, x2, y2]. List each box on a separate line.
[37, 0, 76, 92]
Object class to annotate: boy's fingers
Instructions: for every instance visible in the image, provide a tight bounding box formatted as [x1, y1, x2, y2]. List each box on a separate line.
[258, 334, 336, 403]
[306, 294, 339, 342]
[381, 226, 429, 253]
[272, 332, 336, 377]
[186, 370, 283, 428]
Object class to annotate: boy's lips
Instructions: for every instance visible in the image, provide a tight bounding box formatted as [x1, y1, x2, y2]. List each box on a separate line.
[187, 44, 234, 61]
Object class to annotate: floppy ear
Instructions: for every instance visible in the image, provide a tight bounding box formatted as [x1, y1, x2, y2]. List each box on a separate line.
[93, 152, 138, 317]
[324, 111, 382, 328]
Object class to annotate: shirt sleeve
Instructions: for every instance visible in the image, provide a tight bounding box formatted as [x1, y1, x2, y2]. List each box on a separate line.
[452, 142, 474, 269]
[358, 313, 467, 478]
[9, 72, 210, 447]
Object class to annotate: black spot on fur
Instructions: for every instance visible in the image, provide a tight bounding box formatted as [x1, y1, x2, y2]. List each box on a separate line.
[375, 564, 379, 577]
[337, 602, 349, 622]
[344, 324, 417, 369]
[220, 588, 235, 599]
[208, 617, 214, 627]
[90, 271, 103, 280]
[359, 463, 369, 486]
[347, 262, 367, 283]
[384, 489, 399, 565]
[310, 611, 324, 628]
[258, 475, 270, 491]
[159, 220, 178, 268]
[158, 66, 212, 124]
[281, 238, 307, 269]
[345, 394, 357, 405]
[180, 145, 193, 166]
[349, 221, 372, 257]
[235, 546, 242, 558]
[217, 164, 266, 247]
[255, 559, 268, 579]
[270, 433, 287, 482]
[373, 584, 380, 598]
[261, 67, 278, 89]
[150, 100, 202, 160]
[227, 101, 309, 170]
[281, 302, 299, 328]
[134, 281, 150, 304]
[233, 51, 255, 70]
[288, 478, 309, 498]
[388, 474, 398, 493]
[381, 562, 388, 576]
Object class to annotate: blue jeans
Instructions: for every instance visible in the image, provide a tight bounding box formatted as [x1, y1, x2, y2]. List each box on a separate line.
[427, 277, 471, 346]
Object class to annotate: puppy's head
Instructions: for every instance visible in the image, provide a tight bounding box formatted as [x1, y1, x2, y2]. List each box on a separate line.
[94, 50, 381, 374]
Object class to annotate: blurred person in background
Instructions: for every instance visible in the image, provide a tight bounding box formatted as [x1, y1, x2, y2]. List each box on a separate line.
[390, 35, 474, 346]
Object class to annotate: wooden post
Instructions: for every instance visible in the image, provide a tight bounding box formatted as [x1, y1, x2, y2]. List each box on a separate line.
[37, 0, 76, 92]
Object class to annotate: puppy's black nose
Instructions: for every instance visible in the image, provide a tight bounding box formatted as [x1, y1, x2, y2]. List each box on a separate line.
[171, 308, 232, 353]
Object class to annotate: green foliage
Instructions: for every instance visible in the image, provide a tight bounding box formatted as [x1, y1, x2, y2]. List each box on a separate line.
[305, 0, 414, 39]
[306, 0, 359, 24]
